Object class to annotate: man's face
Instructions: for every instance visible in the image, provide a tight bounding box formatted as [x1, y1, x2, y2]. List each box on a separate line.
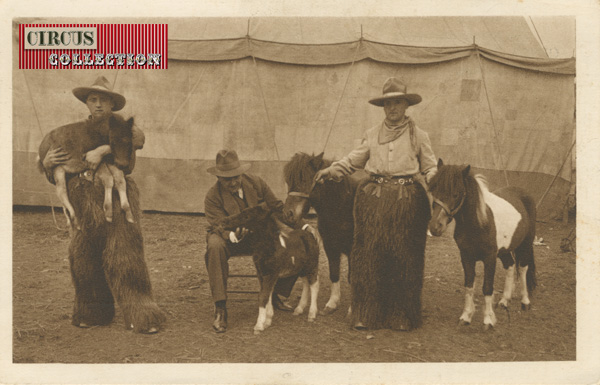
[383, 99, 409, 124]
[86, 92, 115, 118]
[218, 175, 243, 194]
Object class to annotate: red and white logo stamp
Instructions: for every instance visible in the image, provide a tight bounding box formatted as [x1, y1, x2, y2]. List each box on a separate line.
[19, 24, 168, 69]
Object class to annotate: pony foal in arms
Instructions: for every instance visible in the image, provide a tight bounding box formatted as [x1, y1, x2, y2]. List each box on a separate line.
[38, 114, 136, 228]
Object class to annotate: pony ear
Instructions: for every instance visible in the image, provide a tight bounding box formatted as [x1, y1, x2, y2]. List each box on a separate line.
[310, 152, 325, 170]
[462, 165, 471, 177]
[437, 158, 444, 168]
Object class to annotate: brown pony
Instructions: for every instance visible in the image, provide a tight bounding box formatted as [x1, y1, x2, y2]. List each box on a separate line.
[282, 152, 363, 315]
[38, 114, 135, 229]
[428, 159, 537, 330]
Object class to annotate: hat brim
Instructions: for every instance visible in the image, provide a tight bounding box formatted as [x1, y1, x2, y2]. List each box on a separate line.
[369, 93, 422, 107]
[73, 87, 126, 111]
[207, 163, 251, 177]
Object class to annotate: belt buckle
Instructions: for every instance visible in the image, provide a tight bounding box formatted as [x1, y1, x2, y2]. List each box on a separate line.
[399, 178, 405, 185]
[376, 177, 384, 184]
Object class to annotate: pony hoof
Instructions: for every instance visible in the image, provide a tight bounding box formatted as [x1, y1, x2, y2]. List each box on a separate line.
[253, 329, 263, 335]
[140, 327, 159, 334]
[521, 303, 531, 311]
[125, 213, 135, 223]
[105, 216, 113, 223]
[483, 324, 494, 332]
[320, 306, 338, 316]
[458, 319, 471, 326]
[293, 308, 303, 316]
[497, 302, 508, 310]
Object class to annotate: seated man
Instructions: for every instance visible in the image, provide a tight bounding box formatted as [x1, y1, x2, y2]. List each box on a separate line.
[204, 149, 297, 333]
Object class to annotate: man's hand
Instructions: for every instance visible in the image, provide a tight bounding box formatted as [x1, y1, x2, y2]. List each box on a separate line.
[313, 167, 332, 184]
[42, 147, 70, 170]
[229, 227, 249, 243]
[84, 145, 111, 170]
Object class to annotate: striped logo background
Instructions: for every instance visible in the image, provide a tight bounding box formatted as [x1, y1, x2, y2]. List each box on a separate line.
[19, 24, 168, 69]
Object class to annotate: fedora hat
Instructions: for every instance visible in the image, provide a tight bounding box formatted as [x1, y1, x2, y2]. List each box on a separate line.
[368, 77, 422, 107]
[72, 76, 126, 111]
[207, 149, 251, 177]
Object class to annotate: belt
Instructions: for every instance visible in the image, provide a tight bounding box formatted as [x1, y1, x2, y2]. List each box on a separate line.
[370, 174, 415, 185]
[363, 174, 415, 199]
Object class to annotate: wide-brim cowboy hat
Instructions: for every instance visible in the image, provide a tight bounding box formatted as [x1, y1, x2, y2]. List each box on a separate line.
[72, 76, 126, 111]
[207, 149, 251, 177]
[368, 77, 422, 107]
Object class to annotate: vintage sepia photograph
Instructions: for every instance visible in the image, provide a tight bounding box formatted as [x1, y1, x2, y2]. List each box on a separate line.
[2, 1, 599, 384]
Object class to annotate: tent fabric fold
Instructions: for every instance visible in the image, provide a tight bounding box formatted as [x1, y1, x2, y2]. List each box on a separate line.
[168, 38, 575, 74]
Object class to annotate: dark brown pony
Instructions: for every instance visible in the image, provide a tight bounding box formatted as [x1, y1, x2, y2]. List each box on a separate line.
[282, 152, 363, 314]
[38, 114, 136, 228]
[428, 159, 537, 330]
[217, 204, 320, 334]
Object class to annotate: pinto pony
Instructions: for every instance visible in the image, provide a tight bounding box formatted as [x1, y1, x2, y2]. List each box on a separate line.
[428, 159, 537, 330]
[217, 204, 320, 334]
[282, 152, 362, 314]
[38, 114, 136, 229]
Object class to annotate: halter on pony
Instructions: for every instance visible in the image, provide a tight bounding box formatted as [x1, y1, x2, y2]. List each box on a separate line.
[432, 193, 466, 218]
[287, 179, 318, 199]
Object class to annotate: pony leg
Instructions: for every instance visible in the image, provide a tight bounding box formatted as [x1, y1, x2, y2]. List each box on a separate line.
[307, 276, 320, 322]
[293, 276, 310, 316]
[482, 259, 498, 330]
[322, 246, 343, 315]
[264, 289, 275, 328]
[254, 275, 277, 334]
[498, 264, 515, 309]
[519, 265, 531, 310]
[459, 287, 476, 326]
[95, 164, 114, 223]
[459, 258, 476, 325]
[54, 167, 79, 229]
[106, 164, 135, 223]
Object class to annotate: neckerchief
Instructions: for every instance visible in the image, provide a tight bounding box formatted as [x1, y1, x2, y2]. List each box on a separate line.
[378, 116, 417, 152]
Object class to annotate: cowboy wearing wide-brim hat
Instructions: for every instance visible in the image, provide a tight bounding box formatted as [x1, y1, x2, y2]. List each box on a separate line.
[204, 149, 299, 333]
[41, 75, 144, 180]
[314, 76, 437, 332]
[73, 75, 127, 112]
[368, 77, 422, 107]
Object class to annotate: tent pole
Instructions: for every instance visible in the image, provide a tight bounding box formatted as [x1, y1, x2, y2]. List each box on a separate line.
[322, 35, 362, 154]
[536, 139, 575, 210]
[475, 48, 510, 186]
[249, 39, 280, 161]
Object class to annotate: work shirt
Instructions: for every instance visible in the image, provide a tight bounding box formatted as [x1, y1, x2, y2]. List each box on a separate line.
[330, 117, 437, 183]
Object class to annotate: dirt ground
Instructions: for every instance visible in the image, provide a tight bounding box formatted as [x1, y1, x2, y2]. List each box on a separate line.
[13, 206, 576, 363]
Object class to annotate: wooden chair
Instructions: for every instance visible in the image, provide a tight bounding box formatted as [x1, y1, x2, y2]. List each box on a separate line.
[227, 254, 258, 294]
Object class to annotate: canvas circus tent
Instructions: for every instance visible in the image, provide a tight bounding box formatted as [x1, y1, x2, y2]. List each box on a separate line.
[12, 17, 575, 218]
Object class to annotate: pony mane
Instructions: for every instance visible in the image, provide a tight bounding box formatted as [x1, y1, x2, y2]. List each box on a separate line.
[472, 174, 489, 227]
[283, 152, 331, 192]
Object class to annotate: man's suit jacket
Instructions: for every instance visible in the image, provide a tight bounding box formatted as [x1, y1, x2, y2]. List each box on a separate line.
[204, 173, 284, 240]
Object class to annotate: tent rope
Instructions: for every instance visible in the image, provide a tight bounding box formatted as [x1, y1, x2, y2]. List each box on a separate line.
[164, 66, 208, 132]
[475, 46, 510, 187]
[21, 70, 67, 231]
[536, 139, 575, 210]
[322, 37, 362, 154]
